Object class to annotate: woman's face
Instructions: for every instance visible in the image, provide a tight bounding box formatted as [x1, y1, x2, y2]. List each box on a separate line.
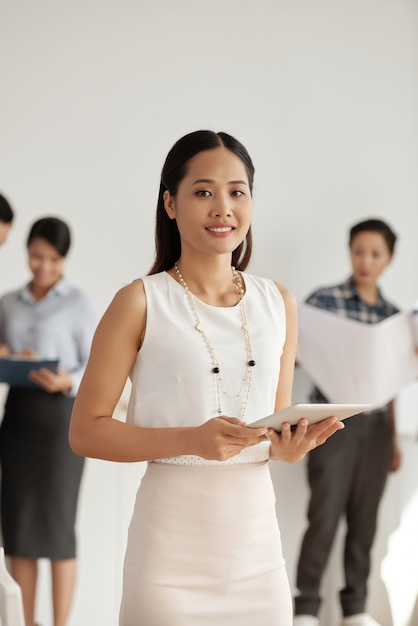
[350, 231, 392, 288]
[28, 237, 66, 290]
[163, 146, 253, 259]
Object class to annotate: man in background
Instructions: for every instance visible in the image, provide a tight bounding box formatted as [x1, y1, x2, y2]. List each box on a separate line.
[293, 218, 400, 626]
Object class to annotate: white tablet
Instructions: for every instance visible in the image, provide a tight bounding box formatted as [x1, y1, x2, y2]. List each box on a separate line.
[248, 403, 371, 432]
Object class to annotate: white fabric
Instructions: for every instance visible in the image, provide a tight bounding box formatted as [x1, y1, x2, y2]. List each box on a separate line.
[120, 271, 291, 625]
[0, 547, 25, 626]
[126, 271, 286, 465]
[120, 462, 292, 626]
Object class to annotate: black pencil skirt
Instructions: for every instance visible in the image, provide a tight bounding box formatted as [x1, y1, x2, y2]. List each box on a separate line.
[0, 387, 85, 559]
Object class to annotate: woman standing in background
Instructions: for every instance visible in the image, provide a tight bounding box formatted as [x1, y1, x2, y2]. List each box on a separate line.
[0, 217, 96, 626]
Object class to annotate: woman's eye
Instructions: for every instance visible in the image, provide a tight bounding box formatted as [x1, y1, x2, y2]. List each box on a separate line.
[232, 190, 245, 197]
[195, 190, 211, 197]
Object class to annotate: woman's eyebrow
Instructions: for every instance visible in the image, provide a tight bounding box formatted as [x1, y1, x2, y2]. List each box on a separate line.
[192, 178, 248, 186]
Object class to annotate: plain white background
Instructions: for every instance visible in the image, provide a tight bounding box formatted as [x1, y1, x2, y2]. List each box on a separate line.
[1, 1, 417, 624]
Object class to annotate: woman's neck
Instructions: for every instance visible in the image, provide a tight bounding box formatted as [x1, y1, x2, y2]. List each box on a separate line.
[171, 257, 242, 307]
[29, 281, 58, 302]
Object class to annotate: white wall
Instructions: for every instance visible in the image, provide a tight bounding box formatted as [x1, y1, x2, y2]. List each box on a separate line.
[1, 1, 417, 625]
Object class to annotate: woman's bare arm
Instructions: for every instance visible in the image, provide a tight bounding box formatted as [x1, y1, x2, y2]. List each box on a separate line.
[69, 280, 268, 462]
[268, 283, 344, 463]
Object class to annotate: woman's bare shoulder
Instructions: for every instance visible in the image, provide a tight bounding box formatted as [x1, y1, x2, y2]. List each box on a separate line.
[98, 279, 147, 335]
[272, 281, 297, 311]
[109, 278, 146, 308]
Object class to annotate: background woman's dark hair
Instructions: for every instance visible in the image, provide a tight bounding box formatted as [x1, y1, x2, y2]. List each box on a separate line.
[349, 218, 397, 254]
[149, 130, 255, 274]
[27, 217, 71, 257]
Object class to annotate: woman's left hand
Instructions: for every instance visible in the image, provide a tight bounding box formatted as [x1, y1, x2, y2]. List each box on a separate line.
[268, 416, 345, 462]
[28, 367, 73, 393]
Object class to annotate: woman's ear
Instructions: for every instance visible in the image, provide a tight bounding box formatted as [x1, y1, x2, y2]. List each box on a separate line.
[383, 248, 395, 270]
[163, 190, 176, 220]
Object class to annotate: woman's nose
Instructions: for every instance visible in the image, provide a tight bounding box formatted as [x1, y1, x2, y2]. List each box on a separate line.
[210, 194, 232, 217]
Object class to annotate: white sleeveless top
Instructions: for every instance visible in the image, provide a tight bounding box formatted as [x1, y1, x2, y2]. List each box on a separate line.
[126, 271, 286, 465]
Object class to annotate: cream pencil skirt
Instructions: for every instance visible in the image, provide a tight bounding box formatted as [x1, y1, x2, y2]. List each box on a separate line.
[119, 460, 292, 626]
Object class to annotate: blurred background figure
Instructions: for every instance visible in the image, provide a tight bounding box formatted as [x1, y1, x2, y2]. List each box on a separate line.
[0, 193, 14, 246]
[0, 217, 97, 626]
[293, 218, 401, 626]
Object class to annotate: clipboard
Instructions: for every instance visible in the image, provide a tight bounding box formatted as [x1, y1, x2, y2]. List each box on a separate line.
[0, 357, 59, 387]
[248, 403, 371, 432]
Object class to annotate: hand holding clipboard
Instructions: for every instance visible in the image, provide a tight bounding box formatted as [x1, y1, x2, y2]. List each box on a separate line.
[0, 356, 59, 387]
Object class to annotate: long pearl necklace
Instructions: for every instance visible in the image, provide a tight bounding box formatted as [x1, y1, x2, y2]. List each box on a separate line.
[173, 262, 256, 419]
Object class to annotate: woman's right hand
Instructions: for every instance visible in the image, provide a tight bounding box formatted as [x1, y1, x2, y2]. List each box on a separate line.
[18, 349, 38, 357]
[193, 417, 269, 461]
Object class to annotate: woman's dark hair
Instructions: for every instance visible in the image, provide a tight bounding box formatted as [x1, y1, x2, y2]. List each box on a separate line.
[27, 217, 71, 257]
[148, 130, 255, 274]
[349, 218, 397, 254]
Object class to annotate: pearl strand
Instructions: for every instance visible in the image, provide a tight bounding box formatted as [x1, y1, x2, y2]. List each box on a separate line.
[173, 262, 256, 419]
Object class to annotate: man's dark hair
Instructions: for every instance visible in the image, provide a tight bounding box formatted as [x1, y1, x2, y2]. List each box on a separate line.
[349, 218, 397, 254]
[0, 193, 14, 224]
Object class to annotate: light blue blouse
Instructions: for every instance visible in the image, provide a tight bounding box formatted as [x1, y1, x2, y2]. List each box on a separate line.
[0, 278, 97, 397]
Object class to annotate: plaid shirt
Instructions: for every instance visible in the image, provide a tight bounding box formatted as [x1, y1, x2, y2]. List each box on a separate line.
[306, 276, 399, 403]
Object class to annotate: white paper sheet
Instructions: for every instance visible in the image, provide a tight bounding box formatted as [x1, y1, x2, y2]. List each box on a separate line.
[296, 304, 418, 409]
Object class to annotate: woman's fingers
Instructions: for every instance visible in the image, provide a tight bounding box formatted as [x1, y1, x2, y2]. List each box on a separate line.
[268, 416, 345, 462]
[308, 416, 345, 446]
[197, 418, 269, 460]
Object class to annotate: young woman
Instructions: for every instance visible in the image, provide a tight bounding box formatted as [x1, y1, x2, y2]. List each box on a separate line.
[69, 130, 344, 626]
[293, 219, 401, 626]
[0, 217, 97, 626]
